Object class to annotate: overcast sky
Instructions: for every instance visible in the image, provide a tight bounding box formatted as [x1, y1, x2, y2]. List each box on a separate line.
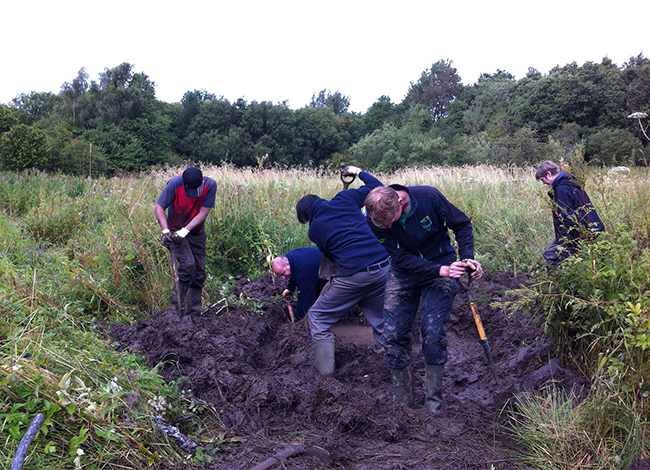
[1, 0, 647, 113]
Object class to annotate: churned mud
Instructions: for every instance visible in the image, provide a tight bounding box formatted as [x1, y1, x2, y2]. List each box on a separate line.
[111, 272, 591, 469]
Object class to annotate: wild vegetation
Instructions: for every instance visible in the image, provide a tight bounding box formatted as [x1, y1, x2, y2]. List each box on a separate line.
[1, 163, 648, 468]
[1, 54, 649, 175]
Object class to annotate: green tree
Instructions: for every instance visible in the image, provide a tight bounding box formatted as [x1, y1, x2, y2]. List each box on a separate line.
[0, 124, 50, 170]
[71, 63, 174, 171]
[454, 70, 517, 136]
[60, 68, 90, 123]
[406, 59, 461, 121]
[622, 53, 650, 112]
[585, 128, 644, 166]
[0, 105, 18, 134]
[357, 95, 398, 136]
[350, 105, 447, 170]
[517, 59, 626, 138]
[309, 89, 350, 116]
[293, 107, 349, 166]
[9, 92, 61, 124]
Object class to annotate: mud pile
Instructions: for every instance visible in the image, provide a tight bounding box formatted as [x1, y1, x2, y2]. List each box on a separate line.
[111, 272, 590, 469]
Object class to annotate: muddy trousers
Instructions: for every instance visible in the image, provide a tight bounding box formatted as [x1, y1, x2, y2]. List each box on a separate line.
[382, 269, 458, 370]
[169, 232, 206, 315]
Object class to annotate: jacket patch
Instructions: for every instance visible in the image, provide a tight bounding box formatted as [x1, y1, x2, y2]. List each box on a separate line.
[420, 216, 432, 231]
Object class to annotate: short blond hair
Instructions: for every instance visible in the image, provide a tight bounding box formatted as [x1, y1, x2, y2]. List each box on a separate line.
[365, 186, 399, 227]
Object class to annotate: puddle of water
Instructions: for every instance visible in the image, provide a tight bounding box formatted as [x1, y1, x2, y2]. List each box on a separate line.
[331, 325, 375, 345]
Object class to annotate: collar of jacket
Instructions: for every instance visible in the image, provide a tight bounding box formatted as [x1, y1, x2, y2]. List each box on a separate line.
[388, 184, 419, 219]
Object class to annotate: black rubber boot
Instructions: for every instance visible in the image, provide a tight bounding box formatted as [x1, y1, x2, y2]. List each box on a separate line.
[184, 286, 203, 316]
[169, 281, 189, 315]
[424, 364, 444, 413]
[313, 341, 335, 377]
[389, 367, 414, 406]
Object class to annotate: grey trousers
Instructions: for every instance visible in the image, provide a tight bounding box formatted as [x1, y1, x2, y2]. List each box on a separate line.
[308, 266, 389, 344]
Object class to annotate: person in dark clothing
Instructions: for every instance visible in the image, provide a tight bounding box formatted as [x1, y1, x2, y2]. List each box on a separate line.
[155, 167, 217, 315]
[365, 183, 482, 412]
[295, 165, 390, 377]
[535, 161, 604, 269]
[271, 247, 327, 322]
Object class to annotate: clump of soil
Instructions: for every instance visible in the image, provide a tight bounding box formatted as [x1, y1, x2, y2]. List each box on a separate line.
[111, 272, 590, 469]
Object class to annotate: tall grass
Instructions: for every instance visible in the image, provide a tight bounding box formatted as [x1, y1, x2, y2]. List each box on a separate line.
[0, 164, 648, 469]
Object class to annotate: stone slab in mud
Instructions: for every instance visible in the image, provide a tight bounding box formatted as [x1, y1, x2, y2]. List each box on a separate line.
[111, 272, 590, 469]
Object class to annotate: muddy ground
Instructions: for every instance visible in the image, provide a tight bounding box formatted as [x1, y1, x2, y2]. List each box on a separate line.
[111, 272, 592, 469]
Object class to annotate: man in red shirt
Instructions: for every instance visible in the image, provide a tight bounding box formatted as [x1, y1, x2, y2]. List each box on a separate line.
[155, 167, 217, 315]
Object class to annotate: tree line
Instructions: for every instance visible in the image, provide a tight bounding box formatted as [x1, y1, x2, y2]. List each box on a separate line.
[1, 55, 649, 175]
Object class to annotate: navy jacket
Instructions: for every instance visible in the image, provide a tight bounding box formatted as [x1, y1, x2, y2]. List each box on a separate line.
[286, 247, 324, 321]
[550, 172, 604, 244]
[368, 184, 474, 279]
[308, 171, 388, 277]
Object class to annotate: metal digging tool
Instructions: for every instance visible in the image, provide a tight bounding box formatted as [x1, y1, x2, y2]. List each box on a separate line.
[284, 298, 295, 323]
[341, 172, 356, 190]
[249, 441, 330, 470]
[457, 272, 499, 384]
[169, 245, 182, 310]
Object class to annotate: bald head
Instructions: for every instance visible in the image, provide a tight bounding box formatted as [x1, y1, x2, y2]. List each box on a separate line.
[272, 256, 291, 279]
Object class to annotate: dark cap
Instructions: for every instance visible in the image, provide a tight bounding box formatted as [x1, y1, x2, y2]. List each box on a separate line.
[182, 167, 204, 198]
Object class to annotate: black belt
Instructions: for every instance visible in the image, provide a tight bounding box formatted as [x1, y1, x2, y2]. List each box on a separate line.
[366, 258, 391, 272]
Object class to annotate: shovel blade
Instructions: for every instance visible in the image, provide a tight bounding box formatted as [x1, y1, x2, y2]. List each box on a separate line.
[480, 339, 499, 384]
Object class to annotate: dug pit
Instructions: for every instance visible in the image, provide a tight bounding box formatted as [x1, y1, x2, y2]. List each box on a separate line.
[111, 272, 590, 469]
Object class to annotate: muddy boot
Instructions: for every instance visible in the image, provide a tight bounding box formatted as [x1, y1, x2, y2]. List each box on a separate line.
[313, 341, 335, 377]
[424, 364, 444, 413]
[390, 367, 414, 406]
[184, 286, 203, 316]
[168, 281, 189, 315]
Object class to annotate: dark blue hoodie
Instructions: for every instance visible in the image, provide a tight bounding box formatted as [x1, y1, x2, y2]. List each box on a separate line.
[307, 171, 388, 277]
[550, 172, 604, 244]
[286, 247, 324, 321]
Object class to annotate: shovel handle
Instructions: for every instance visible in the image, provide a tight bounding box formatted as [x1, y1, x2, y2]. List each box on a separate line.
[287, 304, 295, 323]
[469, 302, 487, 341]
[340, 173, 356, 190]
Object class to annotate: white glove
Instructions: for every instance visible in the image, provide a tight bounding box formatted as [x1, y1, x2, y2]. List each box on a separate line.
[174, 227, 190, 238]
[342, 165, 362, 176]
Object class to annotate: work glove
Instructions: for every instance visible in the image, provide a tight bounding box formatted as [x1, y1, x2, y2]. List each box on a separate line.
[160, 229, 174, 248]
[282, 289, 294, 300]
[173, 227, 190, 242]
[341, 165, 362, 176]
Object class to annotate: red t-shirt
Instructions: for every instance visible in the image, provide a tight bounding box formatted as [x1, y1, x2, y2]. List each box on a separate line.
[156, 175, 217, 234]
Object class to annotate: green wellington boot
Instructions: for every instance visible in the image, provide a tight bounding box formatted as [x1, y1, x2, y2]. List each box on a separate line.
[184, 286, 203, 316]
[313, 341, 335, 377]
[389, 367, 414, 406]
[424, 364, 444, 413]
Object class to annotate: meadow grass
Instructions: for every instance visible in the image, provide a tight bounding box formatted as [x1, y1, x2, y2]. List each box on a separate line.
[0, 164, 648, 469]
